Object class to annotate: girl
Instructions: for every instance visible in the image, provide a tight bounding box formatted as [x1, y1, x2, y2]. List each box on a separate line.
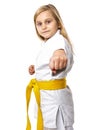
[26, 4, 74, 130]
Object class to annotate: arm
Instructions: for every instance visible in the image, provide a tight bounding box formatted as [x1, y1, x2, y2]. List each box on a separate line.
[49, 49, 67, 74]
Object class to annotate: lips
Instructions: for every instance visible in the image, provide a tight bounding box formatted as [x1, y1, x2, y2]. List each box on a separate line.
[42, 31, 49, 34]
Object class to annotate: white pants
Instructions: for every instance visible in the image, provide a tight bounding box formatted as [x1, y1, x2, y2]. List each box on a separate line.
[44, 104, 73, 130]
[44, 127, 73, 130]
[34, 87, 74, 130]
[40, 87, 74, 130]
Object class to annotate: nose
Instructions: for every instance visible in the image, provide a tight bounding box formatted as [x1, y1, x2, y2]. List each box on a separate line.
[42, 23, 46, 29]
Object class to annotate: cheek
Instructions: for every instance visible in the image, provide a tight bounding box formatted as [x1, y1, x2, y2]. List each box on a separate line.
[52, 24, 58, 32]
[36, 27, 41, 33]
[49, 23, 57, 29]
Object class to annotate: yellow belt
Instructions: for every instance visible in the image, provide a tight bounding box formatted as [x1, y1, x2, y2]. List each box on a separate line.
[26, 78, 66, 130]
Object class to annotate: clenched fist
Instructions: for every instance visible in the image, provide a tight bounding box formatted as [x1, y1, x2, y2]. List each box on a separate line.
[28, 65, 35, 75]
[49, 49, 67, 74]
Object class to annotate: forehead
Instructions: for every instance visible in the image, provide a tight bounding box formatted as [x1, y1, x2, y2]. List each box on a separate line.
[36, 10, 54, 22]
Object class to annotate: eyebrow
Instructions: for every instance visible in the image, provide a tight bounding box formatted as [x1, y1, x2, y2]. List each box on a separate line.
[36, 18, 53, 23]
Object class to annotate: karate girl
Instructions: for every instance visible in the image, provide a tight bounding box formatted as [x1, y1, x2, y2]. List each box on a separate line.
[26, 4, 74, 130]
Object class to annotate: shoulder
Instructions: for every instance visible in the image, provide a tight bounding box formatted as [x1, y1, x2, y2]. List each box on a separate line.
[55, 33, 66, 48]
[49, 32, 66, 50]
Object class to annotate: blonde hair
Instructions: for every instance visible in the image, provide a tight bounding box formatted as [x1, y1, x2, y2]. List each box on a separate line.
[34, 4, 73, 50]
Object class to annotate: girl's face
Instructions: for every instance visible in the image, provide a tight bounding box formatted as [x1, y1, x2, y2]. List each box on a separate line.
[36, 10, 58, 40]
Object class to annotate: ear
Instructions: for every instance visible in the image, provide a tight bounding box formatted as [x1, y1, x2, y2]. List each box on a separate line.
[58, 22, 61, 29]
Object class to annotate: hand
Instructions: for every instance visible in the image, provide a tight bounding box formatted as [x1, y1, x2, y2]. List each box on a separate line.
[49, 49, 67, 74]
[28, 65, 35, 75]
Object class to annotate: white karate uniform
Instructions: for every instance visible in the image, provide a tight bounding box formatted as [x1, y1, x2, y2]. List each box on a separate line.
[35, 31, 74, 130]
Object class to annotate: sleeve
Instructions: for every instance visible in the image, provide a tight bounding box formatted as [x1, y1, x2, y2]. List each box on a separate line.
[64, 38, 74, 73]
[51, 34, 74, 73]
[51, 34, 66, 51]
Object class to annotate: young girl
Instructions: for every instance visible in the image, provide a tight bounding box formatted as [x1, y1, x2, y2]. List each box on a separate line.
[26, 4, 74, 130]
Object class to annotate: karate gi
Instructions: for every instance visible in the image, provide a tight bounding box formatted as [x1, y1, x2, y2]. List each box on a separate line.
[34, 30, 74, 130]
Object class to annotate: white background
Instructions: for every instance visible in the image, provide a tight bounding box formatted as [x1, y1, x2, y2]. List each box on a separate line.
[0, 0, 87, 130]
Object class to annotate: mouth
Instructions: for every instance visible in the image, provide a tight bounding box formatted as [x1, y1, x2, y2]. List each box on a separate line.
[42, 31, 50, 34]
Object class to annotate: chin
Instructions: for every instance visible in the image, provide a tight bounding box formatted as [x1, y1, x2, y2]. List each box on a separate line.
[43, 35, 51, 39]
